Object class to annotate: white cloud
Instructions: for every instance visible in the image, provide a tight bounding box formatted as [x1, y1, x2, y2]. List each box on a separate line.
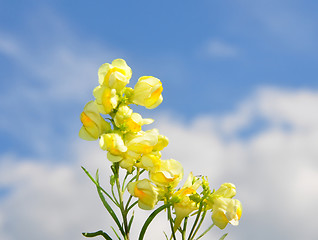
[203, 39, 239, 58]
[0, 9, 126, 157]
[1, 87, 318, 239]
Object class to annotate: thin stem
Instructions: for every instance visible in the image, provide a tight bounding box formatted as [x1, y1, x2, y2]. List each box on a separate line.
[125, 169, 145, 189]
[111, 182, 119, 205]
[191, 209, 207, 239]
[182, 217, 188, 240]
[122, 171, 131, 192]
[114, 164, 130, 240]
[167, 205, 177, 240]
[187, 202, 203, 240]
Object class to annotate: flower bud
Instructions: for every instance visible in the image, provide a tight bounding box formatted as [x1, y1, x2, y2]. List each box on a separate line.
[114, 105, 154, 132]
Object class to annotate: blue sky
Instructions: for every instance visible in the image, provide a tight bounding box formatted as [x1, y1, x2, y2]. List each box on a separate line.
[0, 1, 318, 240]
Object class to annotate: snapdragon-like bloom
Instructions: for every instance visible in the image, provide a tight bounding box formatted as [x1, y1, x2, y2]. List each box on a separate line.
[119, 156, 135, 173]
[79, 101, 111, 141]
[211, 197, 242, 229]
[114, 105, 154, 132]
[127, 179, 160, 210]
[150, 159, 183, 188]
[100, 133, 127, 162]
[136, 153, 161, 172]
[93, 85, 118, 114]
[132, 76, 163, 109]
[98, 59, 132, 91]
[173, 173, 202, 231]
[125, 129, 159, 157]
[208, 183, 242, 229]
[213, 183, 236, 198]
[153, 134, 169, 151]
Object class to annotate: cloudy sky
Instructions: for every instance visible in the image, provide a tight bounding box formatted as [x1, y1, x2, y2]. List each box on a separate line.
[1, 0, 318, 239]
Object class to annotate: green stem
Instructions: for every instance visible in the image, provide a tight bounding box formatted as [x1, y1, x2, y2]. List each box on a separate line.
[167, 205, 177, 240]
[125, 195, 133, 211]
[114, 164, 130, 240]
[191, 209, 207, 239]
[187, 202, 203, 240]
[182, 217, 188, 240]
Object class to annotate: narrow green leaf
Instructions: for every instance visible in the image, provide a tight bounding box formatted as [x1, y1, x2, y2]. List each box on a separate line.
[219, 233, 228, 240]
[127, 200, 138, 212]
[128, 211, 134, 232]
[195, 223, 214, 240]
[96, 185, 125, 237]
[138, 203, 170, 240]
[82, 166, 117, 205]
[111, 226, 121, 240]
[82, 230, 112, 240]
[82, 166, 124, 237]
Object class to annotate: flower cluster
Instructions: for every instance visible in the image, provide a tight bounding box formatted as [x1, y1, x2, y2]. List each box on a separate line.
[80, 59, 242, 240]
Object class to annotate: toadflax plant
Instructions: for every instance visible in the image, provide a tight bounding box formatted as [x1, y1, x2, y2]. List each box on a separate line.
[79, 59, 242, 240]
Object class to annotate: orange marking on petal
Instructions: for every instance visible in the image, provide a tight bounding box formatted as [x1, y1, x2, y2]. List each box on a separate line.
[134, 187, 146, 198]
[151, 85, 163, 100]
[80, 112, 94, 127]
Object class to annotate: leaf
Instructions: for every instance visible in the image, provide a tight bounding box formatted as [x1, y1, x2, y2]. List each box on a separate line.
[219, 233, 228, 240]
[138, 203, 171, 240]
[128, 211, 135, 232]
[81, 166, 125, 237]
[82, 230, 112, 240]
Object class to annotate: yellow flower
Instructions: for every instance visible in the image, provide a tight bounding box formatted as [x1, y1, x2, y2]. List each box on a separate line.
[136, 153, 161, 171]
[93, 85, 118, 115]
[214, 183, 236, 198]
[98, 59, 132, 91]
[207, 183, 242, 229]
[150, 159, 183, 188]
[153, 134, 169, 151]
[119, 156, 136, 173]
[114, 105, 154, 132]
[211, 197, 242, 229]
[125, 129, 159, 156]
[99, 133, 127, 162]
[173, 173, 202, 231]
[79, 101, 111, 141]
[132, 76, 163, 109]
[127, 179, 160, 210]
